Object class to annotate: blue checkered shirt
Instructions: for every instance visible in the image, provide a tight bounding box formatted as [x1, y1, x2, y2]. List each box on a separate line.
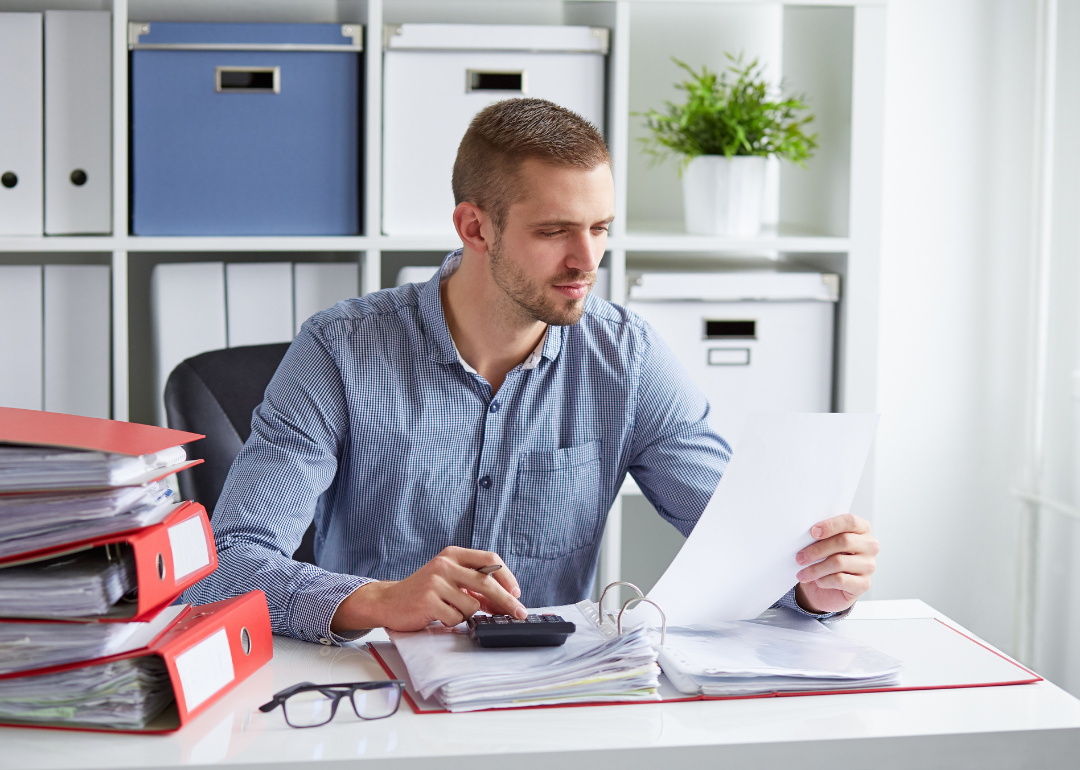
[183, 251, 833, 643]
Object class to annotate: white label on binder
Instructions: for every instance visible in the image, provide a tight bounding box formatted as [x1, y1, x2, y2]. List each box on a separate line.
[175, 628, 235, 711]
[168, 516, 211, 581]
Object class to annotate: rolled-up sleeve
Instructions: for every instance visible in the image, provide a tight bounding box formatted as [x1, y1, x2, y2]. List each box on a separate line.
[181, 321, 371, 644]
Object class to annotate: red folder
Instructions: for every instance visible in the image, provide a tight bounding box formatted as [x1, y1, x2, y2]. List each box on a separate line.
[368, 618, 1043, 715]
[0, 406, 203, 456]
[0, 501, 218, 621]
[0, 591, 273, 733]
[0, 407, 205, 492]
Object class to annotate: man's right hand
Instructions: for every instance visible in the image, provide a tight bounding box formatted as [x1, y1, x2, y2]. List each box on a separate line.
[330, 547, 527, 633]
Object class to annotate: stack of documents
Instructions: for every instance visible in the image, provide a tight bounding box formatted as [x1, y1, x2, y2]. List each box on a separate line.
[0, 605, 185, 675]
[0, 592, 274, 733]
[0, 411, 258, 732]
[657, 608, 902, 696]
[389, 603, 660, 712]
[0, 407, 215, 731]
[0, 482, 175, 559]
[0, 656, 175, 730]
[0, 549, 137, 618]
[0, 407, 203, 618]
[0, 445, 188, 492]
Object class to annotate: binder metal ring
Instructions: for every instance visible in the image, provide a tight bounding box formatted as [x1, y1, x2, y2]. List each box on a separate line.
[597, 580, 643, 619]
[618, 597, 666, 646]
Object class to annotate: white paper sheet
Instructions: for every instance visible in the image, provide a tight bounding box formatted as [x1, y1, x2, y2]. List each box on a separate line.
[646, 412, 879, 626]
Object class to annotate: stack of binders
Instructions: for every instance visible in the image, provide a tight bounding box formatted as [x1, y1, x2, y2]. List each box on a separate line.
[0, 407, 273, 733]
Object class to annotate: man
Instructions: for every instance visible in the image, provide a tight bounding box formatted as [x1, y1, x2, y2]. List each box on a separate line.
[184, 98, 878, 644]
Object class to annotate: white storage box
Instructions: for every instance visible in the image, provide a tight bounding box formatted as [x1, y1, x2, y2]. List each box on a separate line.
[626, 271, 839, 447]
[382, 23, 608, 236]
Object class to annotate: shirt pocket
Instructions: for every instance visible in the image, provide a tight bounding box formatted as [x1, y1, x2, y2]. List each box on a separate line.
[511, 440, 602, 560]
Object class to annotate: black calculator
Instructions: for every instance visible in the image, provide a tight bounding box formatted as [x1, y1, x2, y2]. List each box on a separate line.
[466, 613, 576, 648]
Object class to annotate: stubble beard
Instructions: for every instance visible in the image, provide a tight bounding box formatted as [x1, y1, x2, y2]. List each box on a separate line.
[488, 234, 595, 327]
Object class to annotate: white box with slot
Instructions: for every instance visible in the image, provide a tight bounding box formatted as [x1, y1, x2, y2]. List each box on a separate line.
[382, 23, 608, 237]
[626, 271, 839, 448]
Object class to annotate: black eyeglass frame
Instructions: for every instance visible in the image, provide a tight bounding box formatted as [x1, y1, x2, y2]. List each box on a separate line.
[259, 680, 405, 728]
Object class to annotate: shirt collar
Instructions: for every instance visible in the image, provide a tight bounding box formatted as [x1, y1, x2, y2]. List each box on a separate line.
[418, 254, 461, 366]
[419, 249, 564, 369]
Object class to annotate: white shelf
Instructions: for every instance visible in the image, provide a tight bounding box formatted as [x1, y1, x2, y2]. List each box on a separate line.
[120, 236, 371, 253]
[0, 236, 119, 252]
[2, 231, 852, 255]
[372, 235, 464, 252]
[619, 225, 850, 254]
[0, 236, 372, 254]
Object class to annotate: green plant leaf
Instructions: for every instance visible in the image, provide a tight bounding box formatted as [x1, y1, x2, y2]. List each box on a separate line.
[634, 53, 818, 170]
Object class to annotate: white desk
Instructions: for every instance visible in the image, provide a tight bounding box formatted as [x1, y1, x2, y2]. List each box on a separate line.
[7, 600, 1080, 770]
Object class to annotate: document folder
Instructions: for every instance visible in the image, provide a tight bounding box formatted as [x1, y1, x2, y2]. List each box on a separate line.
[370, 616, 1041, 714]
[43, 265, 111, 419]
[0, 591, 273, 733]
[225, 262, 294, 347]
[0, 13, 44, 236]
[0, 501, 216, 621]
[371, 584, 1039, 714]
[44, 10, 111, 235]
[0, 407, 204, 492]
[0, 406, 203, 457]
[0, 266, 43, 411]
[150, 262, 227, 428]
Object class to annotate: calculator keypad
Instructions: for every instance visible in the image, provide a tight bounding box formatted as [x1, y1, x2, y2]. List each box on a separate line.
[466, 613, 576, 648]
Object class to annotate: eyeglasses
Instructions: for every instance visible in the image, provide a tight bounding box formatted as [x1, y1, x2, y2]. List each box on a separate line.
[259, 680, 405, 728]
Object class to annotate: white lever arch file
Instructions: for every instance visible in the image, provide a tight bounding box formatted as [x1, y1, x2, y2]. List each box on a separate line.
[0, 13, 44, 236]
[44, 11, 112, 235]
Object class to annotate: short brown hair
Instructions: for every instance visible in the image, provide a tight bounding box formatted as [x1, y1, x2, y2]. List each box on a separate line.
[452, 98, 610, 230]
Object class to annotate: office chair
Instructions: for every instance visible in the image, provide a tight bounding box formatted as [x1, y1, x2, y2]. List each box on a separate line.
[163, 343, 317, 565]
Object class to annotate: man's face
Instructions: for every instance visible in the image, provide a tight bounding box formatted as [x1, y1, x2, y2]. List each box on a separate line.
[487, 158, 615, 326]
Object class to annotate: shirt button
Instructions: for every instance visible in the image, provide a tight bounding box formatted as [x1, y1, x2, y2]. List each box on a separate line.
[478, 475, 492, 489]
[489, 401, 501, 413]
[319, 638, 332, 646]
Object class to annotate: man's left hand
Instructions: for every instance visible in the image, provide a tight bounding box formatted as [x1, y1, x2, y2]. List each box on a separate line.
[794, 514, 878, 614]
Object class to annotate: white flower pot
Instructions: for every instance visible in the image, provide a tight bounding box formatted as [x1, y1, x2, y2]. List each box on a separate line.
[681, 155, 767, 236]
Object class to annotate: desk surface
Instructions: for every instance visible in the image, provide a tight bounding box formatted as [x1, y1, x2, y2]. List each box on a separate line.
[7, 600, 1080, 770]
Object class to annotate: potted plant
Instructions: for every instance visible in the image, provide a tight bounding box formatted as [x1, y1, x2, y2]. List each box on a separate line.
[639, 55, 817, 236]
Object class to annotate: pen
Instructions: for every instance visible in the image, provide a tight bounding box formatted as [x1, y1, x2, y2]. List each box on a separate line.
[475, 565, 502, 575]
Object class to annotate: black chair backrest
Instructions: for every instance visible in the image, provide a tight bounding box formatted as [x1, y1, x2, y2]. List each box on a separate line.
[164, 343, 317, 564]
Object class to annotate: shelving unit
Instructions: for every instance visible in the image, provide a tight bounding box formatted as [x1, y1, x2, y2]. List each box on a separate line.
[0, 0, 886, 596]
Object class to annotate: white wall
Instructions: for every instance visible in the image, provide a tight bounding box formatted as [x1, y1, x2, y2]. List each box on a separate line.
[1034, 0, 1080, 697]
[873, 0, 1037, 662]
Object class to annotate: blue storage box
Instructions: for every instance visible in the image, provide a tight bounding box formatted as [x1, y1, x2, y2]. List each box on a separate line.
[130, 22, 361, 235]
